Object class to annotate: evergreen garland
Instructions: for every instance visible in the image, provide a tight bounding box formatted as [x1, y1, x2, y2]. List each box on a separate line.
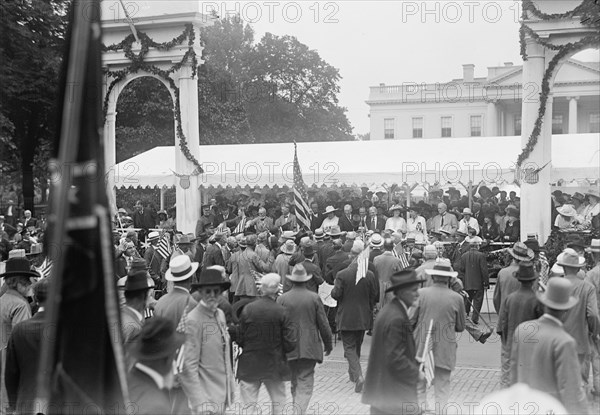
[516, 0, 600, 168]
[102, 24, 203, 174]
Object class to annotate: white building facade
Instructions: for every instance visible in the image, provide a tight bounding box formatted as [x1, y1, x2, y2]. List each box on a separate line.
[367, 60, 600, 140]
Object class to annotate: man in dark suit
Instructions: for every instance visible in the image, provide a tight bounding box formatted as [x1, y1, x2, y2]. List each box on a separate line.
[331, 241, 379, 393]
[366, 206, 385, 233]
[5, 279, 47, 414]
[144, 231, 162, 287]
[132, 200, 157, 231]
[202, 232, 226, 270]
[309, 201, 323, 232]
[324, 239, 349, 284]
[455, 241, 489, 324]
[339, 204, 356, 232]
[128, 317, 185, 415]
[362, 269, 425, 414]
[213, 203, 238, 230]
[21, 210, 37, 229]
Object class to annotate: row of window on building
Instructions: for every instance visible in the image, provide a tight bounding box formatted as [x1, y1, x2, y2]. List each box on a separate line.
[383, 113, 600, 139]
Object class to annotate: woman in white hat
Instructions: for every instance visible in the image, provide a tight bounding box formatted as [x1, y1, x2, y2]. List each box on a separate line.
[554, 205, 579, 230]
[384, 204, 407, 235]
[582, 188, 600, 229]
[320, 206, 339, 232]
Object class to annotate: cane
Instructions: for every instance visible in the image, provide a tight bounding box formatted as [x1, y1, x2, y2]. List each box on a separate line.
[462, 291, 493, 331]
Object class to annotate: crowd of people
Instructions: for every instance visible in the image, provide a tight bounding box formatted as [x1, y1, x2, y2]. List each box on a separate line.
[1, 184, 599, 415]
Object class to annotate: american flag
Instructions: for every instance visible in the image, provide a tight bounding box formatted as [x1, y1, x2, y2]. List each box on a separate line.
[420, 319, 435, 387]
[156, 233, 172, 260]
[38, 258, 53, 279]
[233, 216, 246, 235]
[392, 242, 410, 269]
[292, 142, 311, 230]
[174, 302, 191, 375]
[355, 246, 371, 284]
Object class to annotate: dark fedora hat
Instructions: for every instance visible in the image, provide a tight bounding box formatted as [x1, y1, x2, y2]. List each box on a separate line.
[131, 317, 185, 361]
[303, 243, 315, 257]
[516, 261, 537, 281]
[191, 268, 231, 291]
[0, 257, 40, 279]
[566, 234, 586, 249]
[125, 270, 152, 292]
[385, 269, 425, 293]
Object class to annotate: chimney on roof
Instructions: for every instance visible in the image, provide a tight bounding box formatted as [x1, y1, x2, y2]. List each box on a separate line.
[463, 64, 475, 82]
[504, 62, 514, 66]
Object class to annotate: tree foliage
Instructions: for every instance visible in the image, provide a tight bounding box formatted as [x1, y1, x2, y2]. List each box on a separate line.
[0, 0, 69, 212]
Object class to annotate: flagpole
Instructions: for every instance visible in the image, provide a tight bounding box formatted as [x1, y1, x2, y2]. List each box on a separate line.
[35, 0, 92, 410]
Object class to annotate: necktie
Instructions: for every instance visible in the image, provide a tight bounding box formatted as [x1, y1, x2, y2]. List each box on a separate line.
[372, 217, 376, 229]
[440, 214, 444, 227]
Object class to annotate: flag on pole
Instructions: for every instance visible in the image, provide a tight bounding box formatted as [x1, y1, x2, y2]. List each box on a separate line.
[38, 258, 53, 279]
[34, 1, 128, 412]
[420, 319, 435, 387]
[393, 242, 410, 269]
[355, 246, 371, 284]
[156, 233, 172, 260]
[292, 142, 311, 230]
[233, 216, 246, 235]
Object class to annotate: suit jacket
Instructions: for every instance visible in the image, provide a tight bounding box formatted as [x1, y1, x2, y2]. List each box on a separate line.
[562, 276, 599, 356]
[1, 289, 31, 350]
[5, 311, 44, 413]
[366, 215, 386, 232]
[309, 213, 323, 232]
[455, 249, 488, 290]
[133, 209, 157, 229]
[411, 285, 465, 371]
[324, 250, 350, 284]
[510, 315, 589, 415]
[374, 251, 404, 308]
[283, 259, 324, 294]
[331, 262, 379, 331]
[274, 213, 297, 231]
[250, 216, 274, 234]
[318, 240, 335, 271]
[202, 242, 226, 269]
[214, 212, 239, 230]
[362, 298, 420, 414]
[493, 262, 520, 313]
[502, 220, 520, 242]
[143, 245, 162, 281]
[237, 297, 296, 382]
[121, 306, 144, 369]
[180, 303, 234, 409]
[231, 248, 273, 297]
[276, 285, 333, 362]
[497, 285, 543, 344]
[153, 286, 197, 326]
[338, 214, 356, 232]
[195, 215, 214, 237]
[22, 217, 37, 228]
[128, 365, 172, 415]
[431, 213, 458, 235]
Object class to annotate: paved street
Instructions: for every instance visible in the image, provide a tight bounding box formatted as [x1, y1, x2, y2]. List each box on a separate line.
[228, 306, 503, 415]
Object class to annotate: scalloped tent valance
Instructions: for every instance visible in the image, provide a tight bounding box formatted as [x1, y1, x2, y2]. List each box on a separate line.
[113, 134, 599, 190]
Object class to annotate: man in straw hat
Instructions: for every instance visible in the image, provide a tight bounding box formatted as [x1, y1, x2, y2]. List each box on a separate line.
[362, 269, 425, 414]
[497, 262, 543, 385]
[586, 239, 600, 397]
[412, 259, 465, 410]
[277, 264, 332, 415]
[237, 273, 296, 415]
[128, 317, 185, 415]
[510, 277, 590, 414]
[557, 248, 600, 391]
[180, 268, 234, 415]
[331, 240, 378, 393]
[143, 231, 162, 288]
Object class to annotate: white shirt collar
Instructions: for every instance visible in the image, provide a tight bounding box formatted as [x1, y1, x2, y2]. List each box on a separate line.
[172, 285, 190, 294]
[542, 313, 563, 327]
[126, 305, 144, 322]
[135, 362, 166, 389]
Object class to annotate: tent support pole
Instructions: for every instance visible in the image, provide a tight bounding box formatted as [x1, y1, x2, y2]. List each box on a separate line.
[160, 187, 165, 211]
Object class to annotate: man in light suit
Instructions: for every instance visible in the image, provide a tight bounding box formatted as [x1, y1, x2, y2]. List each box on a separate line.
[412, 259, 465, 409]
[510, 278, 590, 415]
[247, 207, 274, 234]
[274, 204, 297, 231]
[431, 203, 458, 236]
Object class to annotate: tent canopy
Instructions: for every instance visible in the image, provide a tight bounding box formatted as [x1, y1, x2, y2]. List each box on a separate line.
[113, 134, 600, 189]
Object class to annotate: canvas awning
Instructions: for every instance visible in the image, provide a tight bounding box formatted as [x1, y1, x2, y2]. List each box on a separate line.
[113, 133, 600, 189]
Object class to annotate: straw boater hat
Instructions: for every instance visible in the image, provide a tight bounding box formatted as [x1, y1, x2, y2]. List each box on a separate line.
[586, 239, 600, 254]
[556, 205, 577, 217]
[147, 231, 160, 242]
[286, 264, 312, 283]
[536, 277, 578, 310]
[425, 259, 458, 278]
[385, 269, 425, 293]
[313, 228, 325, 240]
[323, 206, 338, 215]
[370, 233, 384, 248]
[26, 243, 43, 256]
[508, 242, 535, 262]
[462, 208, 472, 215]
[555, 248, 586, 268]
[165, 255, 199, 282]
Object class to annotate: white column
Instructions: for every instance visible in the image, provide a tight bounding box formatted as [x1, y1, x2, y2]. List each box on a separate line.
[568, 96, 578, 134]
[486, 101, 498, 136]
[520, 39, 553, 244]
[174, 65, 201, 234]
